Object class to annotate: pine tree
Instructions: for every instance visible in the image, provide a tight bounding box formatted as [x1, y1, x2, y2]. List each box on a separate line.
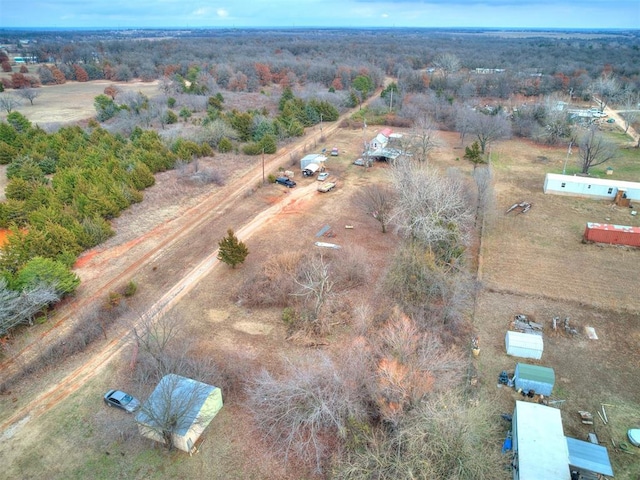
[217, 229, 249, 268]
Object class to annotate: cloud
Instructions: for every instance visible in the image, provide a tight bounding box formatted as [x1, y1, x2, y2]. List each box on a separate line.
[217, 8, 229, 18]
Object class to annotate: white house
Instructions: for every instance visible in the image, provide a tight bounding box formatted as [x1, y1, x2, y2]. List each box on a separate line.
[543, 173, 640, 201]
[136, 374, 223, 454]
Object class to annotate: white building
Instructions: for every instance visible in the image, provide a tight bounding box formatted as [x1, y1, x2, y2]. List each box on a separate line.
[543, 173, 640, 201]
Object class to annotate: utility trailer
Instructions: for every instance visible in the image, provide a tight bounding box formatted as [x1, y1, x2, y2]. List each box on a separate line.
[317, 182, 336, 193]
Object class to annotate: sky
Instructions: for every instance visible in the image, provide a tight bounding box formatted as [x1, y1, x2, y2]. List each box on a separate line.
[1, 0, 639, 30]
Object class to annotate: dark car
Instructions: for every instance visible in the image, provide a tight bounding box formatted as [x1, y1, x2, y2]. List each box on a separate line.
[104, 389, 141, 413]
[275, 177, 296, 188]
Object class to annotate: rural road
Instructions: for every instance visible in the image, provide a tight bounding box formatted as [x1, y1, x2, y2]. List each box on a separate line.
[599, 100, 639, 146]
[0, 85, 385, 438]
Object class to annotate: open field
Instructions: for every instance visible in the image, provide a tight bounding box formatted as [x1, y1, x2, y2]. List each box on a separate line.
[0, 81, 639, 478]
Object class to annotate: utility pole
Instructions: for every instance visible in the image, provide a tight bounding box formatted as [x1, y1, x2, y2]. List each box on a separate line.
[262, 149, 265, 184]
[562, 141, 573, 175]
[389, 88, 393, 112]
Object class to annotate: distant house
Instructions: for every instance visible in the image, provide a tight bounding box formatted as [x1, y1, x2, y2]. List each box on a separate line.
[369, 128, 393, 151]
[543, 173, 640, 201]
[135, 374, 223, 454]
[512, 401, 614, 480]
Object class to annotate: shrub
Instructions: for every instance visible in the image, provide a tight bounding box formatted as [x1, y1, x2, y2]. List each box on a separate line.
[218, 137, 232, 153]
[123, 280, 138, 297]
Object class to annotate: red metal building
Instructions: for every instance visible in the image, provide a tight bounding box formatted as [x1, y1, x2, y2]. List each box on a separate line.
[583, 222, 640, 247]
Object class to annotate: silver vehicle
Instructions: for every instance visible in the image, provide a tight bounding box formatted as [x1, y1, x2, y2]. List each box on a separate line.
[104, 390, 141, 413]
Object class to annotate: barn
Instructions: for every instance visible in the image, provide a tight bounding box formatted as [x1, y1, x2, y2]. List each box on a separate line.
[512, 401, 570, 480]
[584, 222, 640, 248]
[505, 331, 544, 360]
[135, 374, 223, 454]
[543, 173, 640, 201]
[511, 402, 614, 480]
[514, 363, 555, 396]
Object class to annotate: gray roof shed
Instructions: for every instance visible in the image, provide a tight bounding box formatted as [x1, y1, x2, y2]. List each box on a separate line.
[566, 436, 614, 477]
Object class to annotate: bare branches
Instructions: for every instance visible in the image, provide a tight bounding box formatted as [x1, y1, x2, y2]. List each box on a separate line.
[353, 183, 395, 233]
[246, 353, 366, 473]
[292, 254, 335, 327]
[390, 161, 474, 258]
[577, 126, 617, 174]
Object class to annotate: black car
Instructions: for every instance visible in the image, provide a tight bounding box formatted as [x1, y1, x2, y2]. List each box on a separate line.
[275, 177, 296, 188]
[104, 389, 141, 413]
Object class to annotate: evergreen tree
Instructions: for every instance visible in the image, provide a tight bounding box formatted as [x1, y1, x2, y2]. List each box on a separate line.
[217, 229, 249, 268]
[463, 141, 485, 168]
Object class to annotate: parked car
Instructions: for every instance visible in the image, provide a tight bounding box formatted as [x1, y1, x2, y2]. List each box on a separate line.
[317, 172, 329, 181]
[275, 177, 296, 188]
[104, 389, 141, 413]
[331, 147, 339, 156]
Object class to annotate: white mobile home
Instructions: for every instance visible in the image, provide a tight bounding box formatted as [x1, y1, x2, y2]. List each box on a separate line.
[505, 331, 543, 360]
[543, 173, 640, 201]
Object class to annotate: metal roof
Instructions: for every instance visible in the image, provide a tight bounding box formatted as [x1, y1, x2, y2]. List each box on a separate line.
[566, 437, 614, 477]
[516, 363, 555, 384]
[135, 374, 218, 437]
[514, 401, 570, 480]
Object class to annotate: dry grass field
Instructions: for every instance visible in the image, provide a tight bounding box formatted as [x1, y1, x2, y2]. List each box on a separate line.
[0, 80, 639, 478]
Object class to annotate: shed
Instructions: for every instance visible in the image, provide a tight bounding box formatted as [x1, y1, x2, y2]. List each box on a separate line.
[512, 401, 570, 480]
[584, 223, 640, 248]
[505, 331, 544, 360]
[300, 154, 327, 170]
[514, 363, 555, 396]
[543, 173, 640, 201]
[135, 374, 223, 454]
[566, 437, 614, 478]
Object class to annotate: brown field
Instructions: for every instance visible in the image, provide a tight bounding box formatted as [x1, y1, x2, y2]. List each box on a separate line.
[0, 84, 639, 479]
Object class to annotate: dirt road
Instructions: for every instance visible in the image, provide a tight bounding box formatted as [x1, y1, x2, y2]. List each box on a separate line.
[0, 88, 382, 437]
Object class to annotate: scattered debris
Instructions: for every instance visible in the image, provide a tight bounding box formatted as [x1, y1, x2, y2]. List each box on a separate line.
[315, 225, 332, 237]
[471, 336, 480, 357]
[506, 201, 532, 214]
[579, 411, 594, 425]
[588, 433, 599, 445]
[551, 316, 578, 336]
[314, 241, 341, 249]
[513, 314, 543, 335]
[597, 411, 607, 425]
[584, 326, 598, 340]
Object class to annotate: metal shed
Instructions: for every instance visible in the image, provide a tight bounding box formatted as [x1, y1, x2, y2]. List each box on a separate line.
[566, 437, 614, 477]
[584, 223, 640, 248]
[514, 363, 555, 396]
[512, 401, 570, 480]
[505, 331, 544, 359]
[136, 374, 223, 454]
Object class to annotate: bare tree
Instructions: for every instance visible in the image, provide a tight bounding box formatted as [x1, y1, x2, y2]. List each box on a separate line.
[17, 88, 39, 105]
[402, 117, 439, 162]
[467, 110, 511, 154]
[333, 390, 504, 480]
[0, 94, 21, 113]
[590, 74, 620, 112]
[372, 312, 465, 427]
[292, 254, 335, 329]
[246, 353, 366, 473]
[619, 90, 639, 135]
[390, 161, 474, 254]
[354, 183, 395, 233]
[577, 126, 617, 174]
[136, 373, 219, 451]
[0, 279, 60, 336]
[472, 164, 496, 230]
